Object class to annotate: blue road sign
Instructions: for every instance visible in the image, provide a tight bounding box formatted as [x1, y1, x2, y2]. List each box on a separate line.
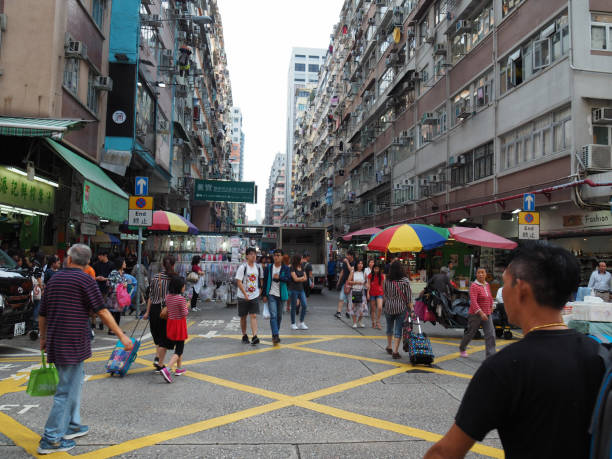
[135, 177, 148, 196]
[523, 193, 535, 212]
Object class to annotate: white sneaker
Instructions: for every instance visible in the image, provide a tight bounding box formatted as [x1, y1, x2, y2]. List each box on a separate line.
[358, 322, 365, 328]
[298, 322, 308, 330]
[352, 323, 357, 328]
[291, 324, 298, 330]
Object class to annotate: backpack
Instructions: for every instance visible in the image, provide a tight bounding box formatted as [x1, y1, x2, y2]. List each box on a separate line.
[588, 333, 612, 458]
[235, 263, 263, 288]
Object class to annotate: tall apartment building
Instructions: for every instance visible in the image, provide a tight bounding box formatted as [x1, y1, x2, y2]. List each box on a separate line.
[294, 0, 612, 254]
[265, 153, 286, 224]
[285, 47, 327, 217]
[229, 106, 246, 224]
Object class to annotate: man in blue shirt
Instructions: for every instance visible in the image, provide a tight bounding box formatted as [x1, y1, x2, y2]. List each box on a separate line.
[587, 261, 611, 302]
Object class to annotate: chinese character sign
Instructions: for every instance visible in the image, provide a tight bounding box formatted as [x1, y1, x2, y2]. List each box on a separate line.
[0, 167, 55, 214]
[193, 180, 256, 203]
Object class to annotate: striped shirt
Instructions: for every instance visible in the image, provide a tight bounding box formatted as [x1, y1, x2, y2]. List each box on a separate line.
[150, 272, 171, 304]
[39, 268, 106, 365]
[469, 281, 493, 315]
[165, 294, 189, 320]
[383, 277, 412, 315]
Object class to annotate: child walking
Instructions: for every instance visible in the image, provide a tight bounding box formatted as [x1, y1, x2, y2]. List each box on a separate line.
[160, 276, 189, 383]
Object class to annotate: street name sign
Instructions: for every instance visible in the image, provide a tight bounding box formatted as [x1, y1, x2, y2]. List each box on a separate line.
[194, 180, 256, 203]
[128, 195, 153, 226]
[523, 193, 535, 211]
[135, 176, 149, 196]
[518, 211, 540, 240]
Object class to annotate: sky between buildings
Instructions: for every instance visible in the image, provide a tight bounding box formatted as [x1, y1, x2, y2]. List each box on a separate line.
[217, 0, 344, 221]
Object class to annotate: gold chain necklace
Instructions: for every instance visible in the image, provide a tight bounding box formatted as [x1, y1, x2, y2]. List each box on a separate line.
[526, 323, 567, 334]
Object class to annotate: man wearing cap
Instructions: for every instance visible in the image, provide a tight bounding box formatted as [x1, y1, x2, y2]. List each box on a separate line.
[588, 261, 611, 302]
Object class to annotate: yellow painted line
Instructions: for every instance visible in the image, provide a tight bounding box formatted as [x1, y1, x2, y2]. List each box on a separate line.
[299, 366, 408, 401]
[415, 366, 473, 380]
[290, 345, 402, 368]
[180, 346, 277, 366]
[215, 334, 386, 340]
[75, 400, 291, 459]
[295, 400, 504, 458]
[0, 411, 72, 458]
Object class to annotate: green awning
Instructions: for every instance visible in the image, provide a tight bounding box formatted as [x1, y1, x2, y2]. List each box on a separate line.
[0, 117, 88, 138]
[44, 139, 128, 222]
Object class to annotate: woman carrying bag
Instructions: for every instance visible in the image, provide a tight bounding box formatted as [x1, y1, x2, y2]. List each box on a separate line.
[383, 261, 412, 359]
[107, 257, 128, 335]
[143, 255, 176, 373]
[348, 260, 368, 328]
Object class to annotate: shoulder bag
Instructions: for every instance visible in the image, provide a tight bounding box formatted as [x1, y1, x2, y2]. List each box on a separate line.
[159, 299, 168, 320]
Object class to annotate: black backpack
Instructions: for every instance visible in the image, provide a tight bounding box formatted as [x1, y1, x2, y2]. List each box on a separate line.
[588, 333, 612, 458]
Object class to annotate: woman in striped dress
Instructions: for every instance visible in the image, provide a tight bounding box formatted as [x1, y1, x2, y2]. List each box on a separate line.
[383, 261, 412, 359]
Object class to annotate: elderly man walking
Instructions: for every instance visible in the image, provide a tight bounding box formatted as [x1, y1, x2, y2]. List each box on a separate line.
[37, 244, 131, 454]
[588, 261, 611, 302]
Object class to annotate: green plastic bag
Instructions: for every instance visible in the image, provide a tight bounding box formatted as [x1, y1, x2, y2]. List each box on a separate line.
[26, 351, 59, 397]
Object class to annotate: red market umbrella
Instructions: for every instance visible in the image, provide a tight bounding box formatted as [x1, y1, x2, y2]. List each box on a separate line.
[342, 227, 382, 241]
[449, 226, 517, 250]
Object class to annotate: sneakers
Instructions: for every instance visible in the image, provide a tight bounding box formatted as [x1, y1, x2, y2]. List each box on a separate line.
[63, 425, 89, 440]
[251, 335, 260, 345]
[298, 322, 308, 330]
[358, 321, 365, 328]
[352, 323, 357, 328]
[345, 312, 350, 318]
[291, 323, 298, 330]
[334, 312, 342, 319]
[460, 351, 469, 358]
[161, 366, 173, 383]
[241, 334, 249, 344]
[38, 439, 76, 454]
[174, 368, 186, 376]
[191, 307, 201, 312]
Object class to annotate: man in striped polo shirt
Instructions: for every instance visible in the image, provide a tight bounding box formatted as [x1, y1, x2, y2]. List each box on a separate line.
[37, 244, 132, 455]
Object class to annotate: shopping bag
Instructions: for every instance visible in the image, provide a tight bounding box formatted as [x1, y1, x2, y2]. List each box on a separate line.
[116, 283, 131, 309]
[27, 351, 59, 397]
[262, 302, 270, 319]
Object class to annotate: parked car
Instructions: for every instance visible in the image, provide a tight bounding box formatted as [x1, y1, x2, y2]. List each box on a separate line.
[0, 250, 34, 340]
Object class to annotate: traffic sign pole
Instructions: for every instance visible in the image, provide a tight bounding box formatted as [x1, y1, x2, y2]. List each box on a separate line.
[137, 227, 143, 317]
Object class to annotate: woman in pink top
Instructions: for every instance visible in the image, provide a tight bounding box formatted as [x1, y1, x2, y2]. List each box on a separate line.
[459, 267, 496, 358]
[160, 276, 189, 383]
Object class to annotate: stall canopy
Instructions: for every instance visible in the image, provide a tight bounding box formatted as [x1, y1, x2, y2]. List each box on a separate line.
[449, 226, 518, 249]
[368, 224, 449, 252]
[149, 210, 199, 234]
[342, 227, 381, 241]
[91, 230, 120, 244]
[45, 139, 129, 222]
[0, 116, 87, 138]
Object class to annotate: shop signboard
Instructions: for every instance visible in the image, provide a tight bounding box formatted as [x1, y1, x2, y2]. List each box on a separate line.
[128, 196, 153, 226]
[193, 180, 256, 203]
[563, 211, 611, 229]
[518, 211, 540, 240]
[0, 167, 55, 214]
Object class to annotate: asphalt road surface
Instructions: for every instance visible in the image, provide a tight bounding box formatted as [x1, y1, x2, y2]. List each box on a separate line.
[0, 289, 510, 458]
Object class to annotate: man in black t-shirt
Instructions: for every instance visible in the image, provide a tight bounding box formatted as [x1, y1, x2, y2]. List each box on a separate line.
[92, 251, 114, 296]
[426, 241, 605, 459]
[301, 252, 313, 297]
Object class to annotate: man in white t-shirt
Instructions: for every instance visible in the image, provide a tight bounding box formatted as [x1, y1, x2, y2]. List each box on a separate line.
[235, 247, 262, 345]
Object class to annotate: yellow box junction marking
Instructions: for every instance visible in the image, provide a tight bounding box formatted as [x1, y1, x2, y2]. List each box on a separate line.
[0, 333, 505, 458]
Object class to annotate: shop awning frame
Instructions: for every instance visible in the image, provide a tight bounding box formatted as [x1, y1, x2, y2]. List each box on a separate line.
[44, 139, 129, 222]
[0, 117, 89, 138]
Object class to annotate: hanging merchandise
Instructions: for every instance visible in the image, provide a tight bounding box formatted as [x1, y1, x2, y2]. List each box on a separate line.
[393, 26, 402, 44]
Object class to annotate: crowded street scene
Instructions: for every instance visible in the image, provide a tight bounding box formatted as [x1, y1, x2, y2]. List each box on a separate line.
[0, 0, 612, 457]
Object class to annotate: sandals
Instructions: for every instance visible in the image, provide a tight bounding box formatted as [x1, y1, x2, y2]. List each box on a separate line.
[392, 352, 401, 359]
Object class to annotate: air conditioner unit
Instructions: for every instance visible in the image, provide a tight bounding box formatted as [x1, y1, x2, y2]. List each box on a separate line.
[456, 102, 472, 119]
[65, 40, 87, 59]
[421, 112, 438, 125]
[593, 107, 612, 124]
[434, 43, 447, 55]
[582, 144, 612, 169]
[457, 155, 467, 164]
[93, 76, 113, 91]
[455, 20, 474, 34]
[368, 17, 376, 26]
[419, 178, 428, 186]
[424, 34, 435, 44]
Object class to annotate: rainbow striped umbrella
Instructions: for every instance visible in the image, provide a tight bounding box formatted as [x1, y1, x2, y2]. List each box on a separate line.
[149, 210, 199, 234]
[367, 224, 449, 253]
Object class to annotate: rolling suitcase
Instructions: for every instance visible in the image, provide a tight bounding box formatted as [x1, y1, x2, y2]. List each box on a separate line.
[106, 318, 148, 377]
[405, 315, 434, 366]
